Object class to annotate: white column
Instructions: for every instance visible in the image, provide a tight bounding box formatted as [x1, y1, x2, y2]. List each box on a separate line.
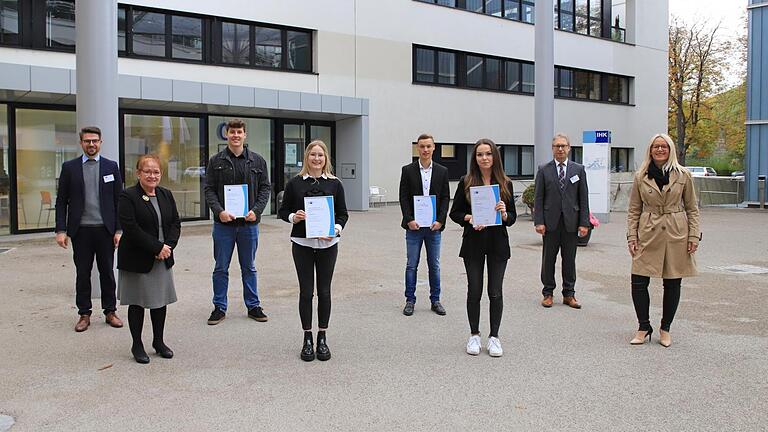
[76, 0, 119, 162]
[336, 116, 369, 211]
[534, 0, 555, 168]
[76, 0, 119, 299]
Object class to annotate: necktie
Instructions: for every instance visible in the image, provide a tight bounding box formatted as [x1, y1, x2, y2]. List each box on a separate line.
[558, 163, 565, 191]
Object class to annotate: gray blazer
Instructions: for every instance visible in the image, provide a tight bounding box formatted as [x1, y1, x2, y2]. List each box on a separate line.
[533, 160, 590, 232]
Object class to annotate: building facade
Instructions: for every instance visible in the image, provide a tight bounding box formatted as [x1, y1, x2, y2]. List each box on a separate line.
[747, 0, 768, 202]
[0, 0, 667, 235]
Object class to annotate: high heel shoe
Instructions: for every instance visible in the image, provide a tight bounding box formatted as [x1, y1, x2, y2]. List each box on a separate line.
[131, 344, 150, 364]
[659, 330, 672, 347]
[630, 328, 653, 345]
[152, 341, 174, 359]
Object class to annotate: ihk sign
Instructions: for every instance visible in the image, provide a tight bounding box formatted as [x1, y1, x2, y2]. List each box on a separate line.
[582, 130, 611, 219]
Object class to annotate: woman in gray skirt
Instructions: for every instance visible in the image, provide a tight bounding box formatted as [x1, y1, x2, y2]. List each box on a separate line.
[117, 154, 181, 364]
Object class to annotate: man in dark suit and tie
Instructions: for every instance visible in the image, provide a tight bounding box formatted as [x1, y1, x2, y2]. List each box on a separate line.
[533, 133, 590, 309]
[55, 126, 124, 332]
[399, 133, 451, 316]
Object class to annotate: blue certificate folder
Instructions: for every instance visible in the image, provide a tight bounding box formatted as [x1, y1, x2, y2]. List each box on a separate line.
[304, 196, 335, 238]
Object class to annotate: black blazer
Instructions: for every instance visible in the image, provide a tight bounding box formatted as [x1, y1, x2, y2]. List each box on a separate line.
[277, 175, 349, 238]
[533, 160, 590, 232]
[117, 184, 181, 273]
[398, 161, 451, 230]
[55, 156, 122, 236]
[449, 177, 517, 259]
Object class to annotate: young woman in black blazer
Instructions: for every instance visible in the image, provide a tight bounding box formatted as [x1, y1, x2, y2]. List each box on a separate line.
[278, 140, 349, 362]
[117, 155, 181, 364]
[449, 138, 516, 357]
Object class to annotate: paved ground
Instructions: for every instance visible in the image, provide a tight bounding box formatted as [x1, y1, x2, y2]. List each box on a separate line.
[1, 205, 766, 431]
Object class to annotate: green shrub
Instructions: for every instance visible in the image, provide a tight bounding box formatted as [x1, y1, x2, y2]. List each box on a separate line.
[522, 184, 535, 208]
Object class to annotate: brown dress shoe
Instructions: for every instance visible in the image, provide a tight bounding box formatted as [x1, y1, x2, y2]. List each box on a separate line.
[541, 295, 553, 308]
[105, 312, 124, 328]
[74, 315, 90, 332]
[563, 296, 582, 309]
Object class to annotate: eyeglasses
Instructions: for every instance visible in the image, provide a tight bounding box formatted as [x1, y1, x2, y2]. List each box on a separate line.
[552, 144, 569, 149]
[81, 139, 101, 144]
[140, 170, 161, 177]
[651, 145, 669, 151]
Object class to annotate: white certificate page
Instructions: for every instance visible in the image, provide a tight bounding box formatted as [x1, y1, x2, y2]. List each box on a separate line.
[224, 184, 248, 218]
[304, 196, 335, 238]
[413, 195, 436, 228]
[469, 185, 501, 227]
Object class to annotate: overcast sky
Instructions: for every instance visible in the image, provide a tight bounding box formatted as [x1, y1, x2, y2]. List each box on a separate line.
[669, 0, 747, 36]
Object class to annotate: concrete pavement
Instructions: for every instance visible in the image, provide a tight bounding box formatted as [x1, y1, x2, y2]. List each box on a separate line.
[0, 206, 766, 431]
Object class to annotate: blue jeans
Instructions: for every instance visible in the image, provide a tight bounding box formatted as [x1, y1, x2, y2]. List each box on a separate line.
[212, 222, 260, 312]
[404, 228, 441, 304]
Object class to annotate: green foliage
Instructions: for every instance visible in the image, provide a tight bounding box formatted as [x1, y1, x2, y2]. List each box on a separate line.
[522, 184, 535, 207]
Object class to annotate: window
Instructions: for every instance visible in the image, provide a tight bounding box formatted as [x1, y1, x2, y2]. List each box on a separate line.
[589, 0, 602, 36]
[254, 26, 282, 68]
[437, 51, 456, 84]
[287, 30, 311, 71]
[569, 146, 583, 164]
[502, 145, 534, 178]
[415, 47, 436, 83]
[221, 21, 250, 65]
[607, 75, 629, 103]
[557, 0, 574, 32]
[14, 108, 78, 231]
[503, 0, 519, 20]
[0, 104, 8, 235]
[558, 68, 573, 97]
[521, 0, 535, 23]
[486, 57, 501, 90]
[441, 144, 456, 158]
[118, 7, 126, 52]
[124, 114, 203, 219]
[556, 66, 631, 104]
[45, 0, 75, 49]
[521, 63, 535, 94]
[465, 0, 483, 13]
[132, 11, 166, 57]
[505, 60, 520, 92]
[171, 15, 202, 61]
[611, 147, 632, 172]
[0, 0, 20, 46]
[612, 0, 626, 42]
[485, 0, 502, 17]
[575, 0, 588, 34]
[466, 55, 483, 88]
[558, 0, 602, 37]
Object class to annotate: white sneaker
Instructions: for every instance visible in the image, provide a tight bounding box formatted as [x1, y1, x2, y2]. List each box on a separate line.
[487, 337, 503, 357]
[466, 335, 481, 356]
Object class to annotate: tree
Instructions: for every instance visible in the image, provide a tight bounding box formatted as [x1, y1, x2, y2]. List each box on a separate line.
[668, 17, 729, 165]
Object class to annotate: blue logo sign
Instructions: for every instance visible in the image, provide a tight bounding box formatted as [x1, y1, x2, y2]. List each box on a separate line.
[583, 130, 611, 144]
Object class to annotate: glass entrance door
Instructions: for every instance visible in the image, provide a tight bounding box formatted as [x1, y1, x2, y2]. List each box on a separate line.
[282, 123, 305, 187]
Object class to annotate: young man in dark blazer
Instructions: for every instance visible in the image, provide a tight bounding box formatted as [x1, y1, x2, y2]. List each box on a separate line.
[533, 133, 590, 309]
[398, 133, 451, 316]
[55, 126, 124, 332]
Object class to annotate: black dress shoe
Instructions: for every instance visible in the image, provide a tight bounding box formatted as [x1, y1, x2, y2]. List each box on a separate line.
[431, 301, 446, 316]
[316, 335, 331, 361]
[301, 335, 315, 362]
[131, 344, 150, 364]
[152, 341, 174, 359]
[403, 302, 415, 316]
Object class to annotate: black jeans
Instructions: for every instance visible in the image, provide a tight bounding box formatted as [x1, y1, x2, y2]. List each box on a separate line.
[71, 226, 116, 315]
[631, 274, 681, 332]
[292, 243, 338, 330]
[464, 255, 507, 338]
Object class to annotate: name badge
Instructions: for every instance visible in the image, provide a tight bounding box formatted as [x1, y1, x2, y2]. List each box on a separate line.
[103, 174, 115, 183]
[570, 175, 579, 184]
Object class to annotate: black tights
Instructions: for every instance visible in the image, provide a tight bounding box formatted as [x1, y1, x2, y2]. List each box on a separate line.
[128, 305, 167, 347]
[292, 243, 338, 331]
[464, 256, 506, 338]
[631, 274, 681, 332]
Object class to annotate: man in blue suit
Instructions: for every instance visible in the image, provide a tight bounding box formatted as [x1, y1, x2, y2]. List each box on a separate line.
[55, 126, 124, 332]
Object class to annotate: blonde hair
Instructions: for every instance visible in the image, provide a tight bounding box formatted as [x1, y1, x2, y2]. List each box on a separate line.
[297, 140, 336, 179]
[639, 134, 686, 175]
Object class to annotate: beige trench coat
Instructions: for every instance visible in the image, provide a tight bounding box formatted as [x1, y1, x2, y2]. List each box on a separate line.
[626, 168, 700, 278]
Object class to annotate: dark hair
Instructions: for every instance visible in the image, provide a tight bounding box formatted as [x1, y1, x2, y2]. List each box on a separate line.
[416, 133, 434, 143]
[79, 126, 102, 140]
[463, 138, 511, 202]
[136, 154, 162, 172]
[226, 119, 246, 132]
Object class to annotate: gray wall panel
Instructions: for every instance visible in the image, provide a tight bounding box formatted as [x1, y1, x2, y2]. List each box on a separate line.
[172, 80, 202, 104]
[30, 66, 70, 94]
[229, 85, 255, 107]
[202, 83, 228, 105]
[0, 63, 30, 91]
[278, 91, 301, 110]
[254, 88, 278, 109]
[300, 93, 322, 112]
[141, 77, 173, 101]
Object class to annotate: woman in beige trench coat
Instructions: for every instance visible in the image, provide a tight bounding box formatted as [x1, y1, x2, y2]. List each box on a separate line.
[626, 134, 700, 347]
